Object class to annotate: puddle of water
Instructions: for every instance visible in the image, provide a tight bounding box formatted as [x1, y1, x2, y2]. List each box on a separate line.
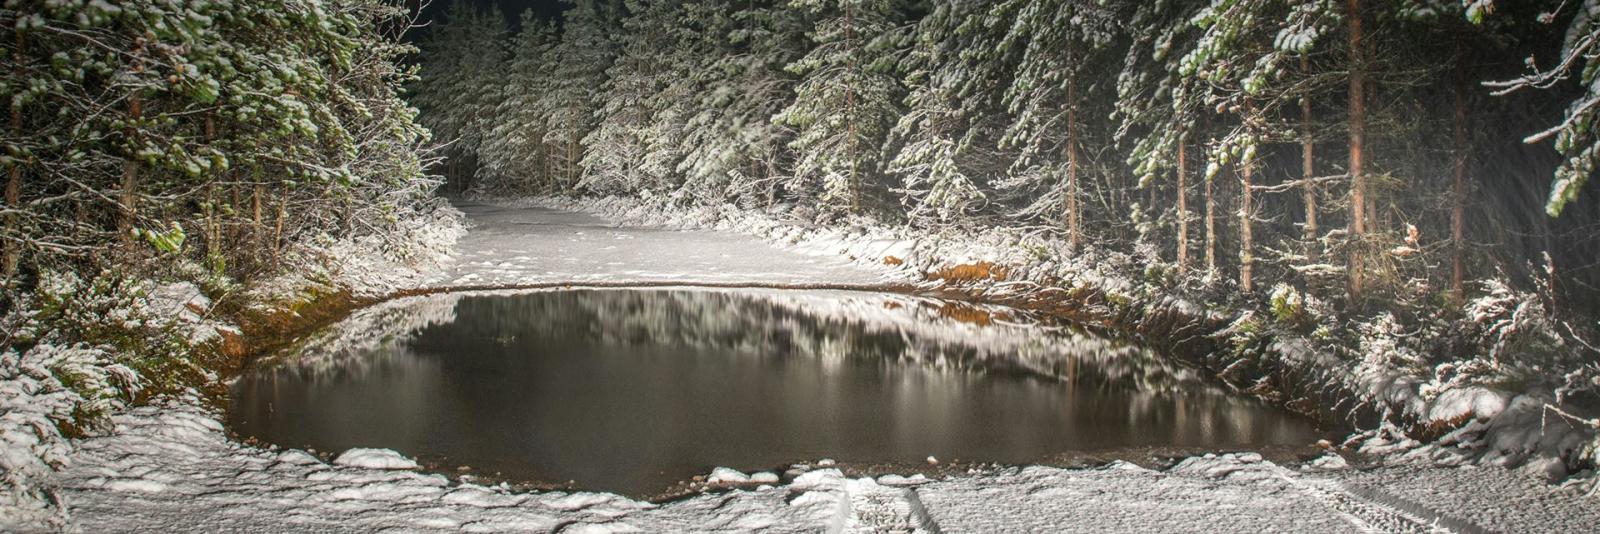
[228, 289, 1322, 496]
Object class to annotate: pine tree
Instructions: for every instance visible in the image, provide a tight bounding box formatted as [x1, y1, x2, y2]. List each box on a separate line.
[414, 4, 507, 189]
[1115, 0, 1208, 271]
[1180, 0, 1340, 292]
[0, 0, 443, 284]
[582, 0, 683, 194]
[886, 1, 1014, 223]
[544, 0, 621, 190]
[675, 1, 811, 206]
[476, 13, 561, 193]
[1489, 0, 1600, 218]
[776, 0, 912, 216]
[992, 0, 1118, 250]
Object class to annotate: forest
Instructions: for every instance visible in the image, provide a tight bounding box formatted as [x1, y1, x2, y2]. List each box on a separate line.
[416, 0, 1599, 307]
[411, 0, 1600, 409]
[6, 0, 1600, 529]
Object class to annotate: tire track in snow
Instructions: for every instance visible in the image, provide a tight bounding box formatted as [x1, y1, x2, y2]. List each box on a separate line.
[1282, 470, 1488, 533]
[831, 479, 940, 534]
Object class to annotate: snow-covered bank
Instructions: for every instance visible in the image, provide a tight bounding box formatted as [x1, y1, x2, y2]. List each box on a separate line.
[55, 398, 1600, 532]
[522, 195, 1598, 484]
[0, 203, 464, 531]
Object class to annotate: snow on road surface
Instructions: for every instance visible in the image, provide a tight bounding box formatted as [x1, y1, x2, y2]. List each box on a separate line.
[423, 201, 901, 289]
[49, 202, 1600, 533]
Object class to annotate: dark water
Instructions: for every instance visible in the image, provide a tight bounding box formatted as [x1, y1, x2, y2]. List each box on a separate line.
[229, 289, 1320, 496]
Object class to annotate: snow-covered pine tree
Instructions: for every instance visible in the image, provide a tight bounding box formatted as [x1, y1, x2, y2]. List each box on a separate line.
[544, 0, 622, 190]
[885, 1, 1015, 223]
[1179, 0, 1340, 293]
[674, 0, 811, 207]
[1, 0, 441, 282]
[776, 0, 913, 217]
[1390, 0, 1508, 304]
[582, 0, 683, 194]
[636, 0, 722, 193]
[1489, 0, 1600, 218]
[990, 0, 1118, 251]
[413, 3, 507, 190]
[1114, 0, 1207, 271]
[476, 12, 561, 193]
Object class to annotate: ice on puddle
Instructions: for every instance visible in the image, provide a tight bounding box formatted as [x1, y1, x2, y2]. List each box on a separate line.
[331, 448, 418, 470]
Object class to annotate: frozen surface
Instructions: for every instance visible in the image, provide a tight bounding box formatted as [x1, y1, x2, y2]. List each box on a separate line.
[422, 201, 901, 288]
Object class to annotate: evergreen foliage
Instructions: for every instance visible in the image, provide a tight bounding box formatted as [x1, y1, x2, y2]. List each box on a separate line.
[414, 0, 1600, 312]
[2, 0, 444, 297]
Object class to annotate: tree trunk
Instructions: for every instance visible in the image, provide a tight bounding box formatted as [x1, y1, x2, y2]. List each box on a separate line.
[845, 0, 860, 215]
[1177, 127, 1189, 272]
[273, 192, 286, 265]
[1066, 69, 1081, 251]
[1301, 54, 1318, 260]
[120, 83, 142, 242]
[204, 115, 220, 272]
[4, 32, 21, 280]
[1239, 102, 1255, 294]
[1205, 169, 1216, 281]
[253, 182, 264, 229]
[1346, 0, 1367, 300]
[1452, 78, 1468, 305]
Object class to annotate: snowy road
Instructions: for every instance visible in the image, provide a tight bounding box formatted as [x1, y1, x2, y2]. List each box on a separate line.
[422, 201, 900, 289]
[51, 201, 1600, 533]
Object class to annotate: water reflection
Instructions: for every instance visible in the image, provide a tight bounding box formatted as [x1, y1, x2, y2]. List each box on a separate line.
[229, 289, 1318, 496]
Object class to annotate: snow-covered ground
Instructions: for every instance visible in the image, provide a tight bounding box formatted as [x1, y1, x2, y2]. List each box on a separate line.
[422, 201, 903, 289]
[56, 400, 1600, 533]
[35, 200, 1600, 533]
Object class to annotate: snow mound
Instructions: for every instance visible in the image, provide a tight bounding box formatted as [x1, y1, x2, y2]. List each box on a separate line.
[332, 448, 419, 470]
[707, 467, 750, 484]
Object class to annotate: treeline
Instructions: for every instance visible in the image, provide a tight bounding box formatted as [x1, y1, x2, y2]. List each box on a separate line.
[416, 0, 1600, 310]
[0, 0, 443, 301]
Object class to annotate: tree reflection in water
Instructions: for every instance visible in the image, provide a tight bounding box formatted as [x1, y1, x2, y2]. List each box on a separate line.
[230, 289, 1320, 496]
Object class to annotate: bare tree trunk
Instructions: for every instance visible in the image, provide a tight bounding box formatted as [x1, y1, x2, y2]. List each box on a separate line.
[1206, 171, 1217, 281]
[845, 0, 860, 215]
[120, 79, 142, 242]
[1452, 78, 1468, 305]
[1301, 55, 1318, 260]
[1347, 0, 1367, 300]
[1177, 126, 1189, 272]
[205, 115, 221, 272]
[253, 182, 264, 229]
[273, 192, 286, 265]
[4, 32, 21, 280]
[1066, 69, 1081, 251]
[1239, 102, 1255, 294]
[766, 156, 778, 208]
